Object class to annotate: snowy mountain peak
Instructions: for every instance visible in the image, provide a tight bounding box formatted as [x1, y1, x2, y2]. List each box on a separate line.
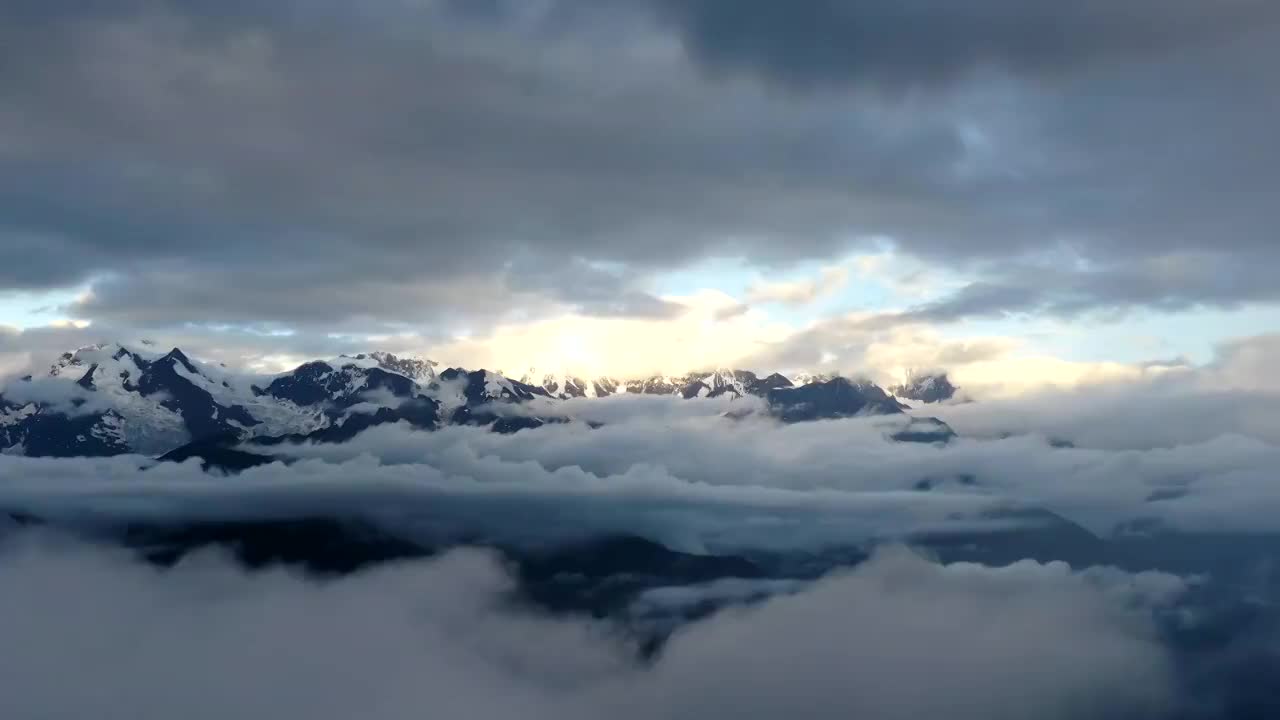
[765, 375, 910, 422]
[340, 352, 438, 384]
[3, 344, 943, 460]
[790, 372, 837, 386]
[697, 368, 751, 395]
[514, 368, 611, 399]
[48, 343, 138, 377]
[519, 368, 796, 400]
[891, 371, 958, 404]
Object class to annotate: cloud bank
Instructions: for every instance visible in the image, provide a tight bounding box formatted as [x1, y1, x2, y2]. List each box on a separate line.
[0, 537, 1176, 720]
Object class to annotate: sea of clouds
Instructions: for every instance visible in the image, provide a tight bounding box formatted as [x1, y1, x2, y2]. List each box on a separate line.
[3, 367, 1280, 718]
[0, 537, 1181, 720]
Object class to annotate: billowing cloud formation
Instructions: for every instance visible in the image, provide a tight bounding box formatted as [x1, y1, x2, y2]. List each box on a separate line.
[0, 537, 1176, 720]
[0, 376, 116, 416]
[1200, 333, 1280, 393]
[272, 390, 1280, 537]
[0, 438, 993, 555]
[745, 327, 1280, 400]
[3, 362, 1279, 547]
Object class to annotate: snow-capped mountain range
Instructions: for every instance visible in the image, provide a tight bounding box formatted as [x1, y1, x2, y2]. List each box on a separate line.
[0, 343, 957, 460]
[511, 367, 798, 400]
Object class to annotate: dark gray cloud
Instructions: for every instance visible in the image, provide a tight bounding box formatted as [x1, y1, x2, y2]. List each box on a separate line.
[743, 316, 1016, 376]
[1, 0, 1279, 335]
[645, 0, 1279, 89]
[885, 253, 1280, 324]
[504, 257, 686, 320]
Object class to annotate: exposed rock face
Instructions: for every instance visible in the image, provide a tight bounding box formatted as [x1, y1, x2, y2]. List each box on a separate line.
[891, 372, 958, 404]
[766, 377, 910, 423]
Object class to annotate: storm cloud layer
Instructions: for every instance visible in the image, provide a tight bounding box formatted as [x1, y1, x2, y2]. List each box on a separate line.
[3, 0, 1279, 342]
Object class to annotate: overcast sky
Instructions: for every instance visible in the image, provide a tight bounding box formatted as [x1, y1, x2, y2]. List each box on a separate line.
[2, 0, 1278, 385]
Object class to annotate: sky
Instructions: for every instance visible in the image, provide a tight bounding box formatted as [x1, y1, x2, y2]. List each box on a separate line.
[2, 0, 1279, 391]
[7, 8, 1280, 712]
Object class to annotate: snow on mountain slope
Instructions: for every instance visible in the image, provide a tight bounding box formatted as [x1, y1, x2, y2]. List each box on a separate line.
[22, 343, 193, 454]
[434, 368, 548, 403]
[515, 368, 622, 399]
[790, 372, 838, 386]
[1, 343, 946, 458]
[339, 352, 437, 384]
[518, 367, 796, 400]
[891, 372, 959, 404]
[765, 376, 911, 423]
[254, 355, 448, 440]
[0, 345, 447, 457]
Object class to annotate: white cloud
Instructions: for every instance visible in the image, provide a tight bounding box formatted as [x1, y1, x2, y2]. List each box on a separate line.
[4, 361, 1280, 542]
[1198, 333, 1280, 393]
[746, 265, 850, 306]
[850, 247, 969, 303]
[748, 320, 1184, 397]
[426, 291, 794, 378]
[0, 538, 1176, 720]
[641, 547, 1176, 720]
[945, 353, 1176, 398]
[0, 376, 117, 417]
[0, 539, 620, 720]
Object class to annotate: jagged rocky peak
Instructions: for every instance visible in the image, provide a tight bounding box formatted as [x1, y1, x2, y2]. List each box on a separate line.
[619, 369, 749, 399]
[42, 342, 187, 392]
[765, 375, 910, 423]
[1, 342, 233, 458]
[43, 342, 205, 391]
[697, 368, 782, 398]
[516, 367, 805, 400]
[515, 368, 608, 399]
[48, 342, 135, 376]
[590, 377, 621, 396]
[259, 351, 442, 409]
[518, 366, 854, 400]
[161, 346, 199, 373]
[459, 369, 550, 402]
[751, 373, 793, 391]
[265, 358, 424, 409]
[345, 351, 438, 383]
[3, 341, 962, 460]
[624, 375, 682, 395]
[891, 370, 958, 404]
[790, 371, 839, 386]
